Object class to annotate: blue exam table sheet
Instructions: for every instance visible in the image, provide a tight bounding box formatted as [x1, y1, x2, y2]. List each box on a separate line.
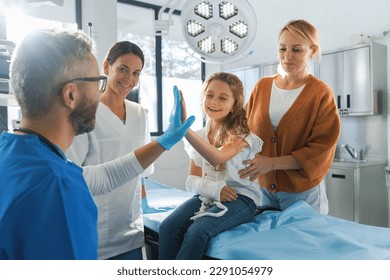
[143, 178, 390, 260]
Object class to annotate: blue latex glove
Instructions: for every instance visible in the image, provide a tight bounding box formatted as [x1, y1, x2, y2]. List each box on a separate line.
[156, 85, 195, 150]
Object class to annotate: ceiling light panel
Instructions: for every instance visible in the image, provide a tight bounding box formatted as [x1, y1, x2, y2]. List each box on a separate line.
[187, 20, 206, 37]
[194, 2, 213, 20]
[181, 0, 257, 63]
[229, 20, 248, 38]
[219, 2, 237, 20]
[198, 37, 215, 53]
[221, 37, 238, 54]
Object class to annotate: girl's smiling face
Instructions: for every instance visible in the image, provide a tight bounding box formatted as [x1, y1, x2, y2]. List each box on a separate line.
[203, 80, 235, 123]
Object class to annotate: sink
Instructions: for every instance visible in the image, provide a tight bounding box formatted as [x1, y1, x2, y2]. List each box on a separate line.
[333, 158, 367, 163]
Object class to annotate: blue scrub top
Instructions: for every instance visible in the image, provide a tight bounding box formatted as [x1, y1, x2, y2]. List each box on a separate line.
[0, 132, 98, 260]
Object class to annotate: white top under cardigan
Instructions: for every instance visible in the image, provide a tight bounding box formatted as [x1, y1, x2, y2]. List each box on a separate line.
[183, 122, 264, 213]
[269, 81, 305, 129]
[66, 100, 153, 259]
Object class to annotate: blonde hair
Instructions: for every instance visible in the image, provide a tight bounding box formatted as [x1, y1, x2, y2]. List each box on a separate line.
[279, 19, 321, 62]
[202, 72, 250, 148]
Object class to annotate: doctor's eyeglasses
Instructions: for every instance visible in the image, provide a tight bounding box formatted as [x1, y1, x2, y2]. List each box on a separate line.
[65, 76, 107, 93]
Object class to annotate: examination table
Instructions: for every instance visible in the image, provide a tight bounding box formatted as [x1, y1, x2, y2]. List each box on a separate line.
[142, 178, 390, 260]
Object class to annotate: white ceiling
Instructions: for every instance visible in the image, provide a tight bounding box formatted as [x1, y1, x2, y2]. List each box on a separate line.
[133, 0, 185, 9]
[138, 0, 171, 6]
[121, 0, 390, 69]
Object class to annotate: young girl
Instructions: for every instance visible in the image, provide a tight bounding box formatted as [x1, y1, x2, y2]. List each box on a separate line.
[158, 72, 263, 260]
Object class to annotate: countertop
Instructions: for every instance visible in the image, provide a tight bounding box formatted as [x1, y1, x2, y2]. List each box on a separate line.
[331, 158, 387, 168]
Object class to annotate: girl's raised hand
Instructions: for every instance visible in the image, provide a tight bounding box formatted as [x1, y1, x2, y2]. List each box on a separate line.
[178, 88, 188, 123]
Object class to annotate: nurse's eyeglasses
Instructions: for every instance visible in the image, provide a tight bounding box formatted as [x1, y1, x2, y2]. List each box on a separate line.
[65, 76, 107, 93]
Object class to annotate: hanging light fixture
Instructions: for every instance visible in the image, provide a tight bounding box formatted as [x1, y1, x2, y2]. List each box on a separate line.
[155, 0, 257, 64]
[182, 0, 256, 63]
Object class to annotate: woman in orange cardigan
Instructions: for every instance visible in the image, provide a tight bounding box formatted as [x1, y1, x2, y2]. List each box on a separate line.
[239, 19, 340, 214]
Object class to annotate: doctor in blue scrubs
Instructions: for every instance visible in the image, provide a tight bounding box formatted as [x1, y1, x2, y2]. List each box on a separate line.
[0, 29, 194, 260]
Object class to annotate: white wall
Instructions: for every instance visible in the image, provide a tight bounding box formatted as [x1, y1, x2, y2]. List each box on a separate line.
[80, 0, 117, 68]
[148, 141, 190, 189]
[16, 0, 77, 23]
[225, 0, 390, 69]
[3, 0, 118, 69]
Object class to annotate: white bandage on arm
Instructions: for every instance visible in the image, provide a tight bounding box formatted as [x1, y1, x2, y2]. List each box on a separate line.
[83, 151, 144, 196]
[185, 175, 226, 201]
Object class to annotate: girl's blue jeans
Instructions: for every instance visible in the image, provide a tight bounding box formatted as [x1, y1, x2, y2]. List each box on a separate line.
[158, 194, 256, 260]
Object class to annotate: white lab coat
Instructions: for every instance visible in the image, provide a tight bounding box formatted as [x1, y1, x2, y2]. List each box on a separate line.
[66, 100, 153, 259]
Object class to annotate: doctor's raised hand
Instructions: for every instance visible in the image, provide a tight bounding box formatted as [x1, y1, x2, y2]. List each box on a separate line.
[83, 86, 196, 198]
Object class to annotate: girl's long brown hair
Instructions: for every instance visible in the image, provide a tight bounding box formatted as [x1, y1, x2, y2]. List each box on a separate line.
[202, 72, 250, 148]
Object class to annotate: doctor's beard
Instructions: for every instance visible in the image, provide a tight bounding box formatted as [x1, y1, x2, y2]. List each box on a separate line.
[69, 94, 98, 136]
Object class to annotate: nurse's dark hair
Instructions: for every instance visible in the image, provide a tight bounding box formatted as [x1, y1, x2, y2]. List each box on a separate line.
[104, 41, 144, 69]
[10, 29, 94, 117]
[202, 72, 250, 148]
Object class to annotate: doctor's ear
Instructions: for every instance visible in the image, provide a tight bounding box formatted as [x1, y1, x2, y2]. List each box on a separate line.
[60, 82, 77, 109]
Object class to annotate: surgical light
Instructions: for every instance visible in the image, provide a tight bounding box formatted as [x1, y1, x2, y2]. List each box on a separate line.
[181, 0, 256, 63]
[155, 0, 257, 64]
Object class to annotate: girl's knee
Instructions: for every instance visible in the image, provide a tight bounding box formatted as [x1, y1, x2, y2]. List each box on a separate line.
[185, 221, 215, 242]
[159, 219, 172, 237]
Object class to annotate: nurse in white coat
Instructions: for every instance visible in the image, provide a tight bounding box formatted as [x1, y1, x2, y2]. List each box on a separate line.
[67, 41, 152, 260]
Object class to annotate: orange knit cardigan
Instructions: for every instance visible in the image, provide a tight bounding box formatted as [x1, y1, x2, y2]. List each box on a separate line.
[246, 75, 340, 193]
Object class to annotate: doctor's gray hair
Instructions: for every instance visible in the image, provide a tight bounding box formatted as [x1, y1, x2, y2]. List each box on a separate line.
[10, 29, 95, 117]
